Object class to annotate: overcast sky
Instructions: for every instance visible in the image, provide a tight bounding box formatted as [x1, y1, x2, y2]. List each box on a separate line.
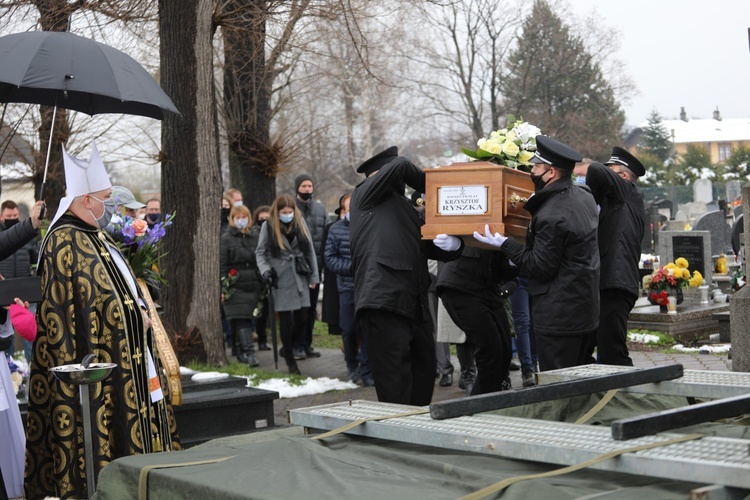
[569, 0, 750, 127]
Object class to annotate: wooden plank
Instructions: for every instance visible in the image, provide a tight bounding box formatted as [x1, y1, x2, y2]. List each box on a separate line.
[429, 364, 684, 420]
[611, 393, 750, 440]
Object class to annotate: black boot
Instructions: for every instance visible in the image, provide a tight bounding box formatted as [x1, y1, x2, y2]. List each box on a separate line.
[286, 358, 301, 375]
[237, 328, 259, 367]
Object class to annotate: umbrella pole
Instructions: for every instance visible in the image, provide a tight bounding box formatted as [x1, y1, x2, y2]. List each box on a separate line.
[39, 103, 58, 201]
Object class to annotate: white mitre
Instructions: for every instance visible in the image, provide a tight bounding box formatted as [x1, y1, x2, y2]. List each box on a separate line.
[50, 142, 113, 228]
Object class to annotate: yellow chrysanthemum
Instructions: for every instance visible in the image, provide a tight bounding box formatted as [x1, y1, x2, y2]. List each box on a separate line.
[689, 271, 703, 287]
[682, 268, 691, 279]
[665, 263, 676, 270]
[675, 257, 689, 269]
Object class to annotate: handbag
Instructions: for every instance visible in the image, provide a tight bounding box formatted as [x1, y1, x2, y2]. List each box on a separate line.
[295, 256, 311, 275]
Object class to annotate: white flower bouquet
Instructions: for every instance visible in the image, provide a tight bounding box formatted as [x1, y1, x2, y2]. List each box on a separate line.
[461, 115, 541, 170]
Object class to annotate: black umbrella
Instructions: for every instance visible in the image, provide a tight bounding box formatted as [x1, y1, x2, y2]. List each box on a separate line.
[0, 30, 180, 196]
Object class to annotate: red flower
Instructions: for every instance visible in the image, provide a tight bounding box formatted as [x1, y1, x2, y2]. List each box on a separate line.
[650, 290, 669, 306]
[228, 268, 238, 277]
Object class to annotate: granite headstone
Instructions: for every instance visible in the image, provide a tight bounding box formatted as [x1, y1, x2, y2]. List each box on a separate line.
[657, 230, 712, 284]
[730, 182, 750, 372]
[693, 179, 713, 204]
[694, 210, 732, 257]
[727, 180, 742, 204]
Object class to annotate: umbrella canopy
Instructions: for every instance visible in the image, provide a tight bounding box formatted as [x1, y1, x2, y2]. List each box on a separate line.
[0, 31, 178, 119]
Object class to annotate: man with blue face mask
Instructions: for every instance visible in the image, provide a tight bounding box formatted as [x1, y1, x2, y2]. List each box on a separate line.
[25, 142, 180, 499]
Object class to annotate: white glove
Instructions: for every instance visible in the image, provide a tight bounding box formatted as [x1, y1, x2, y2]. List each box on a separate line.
[473, 224, 508, 248]
[433, 234, 461, 252]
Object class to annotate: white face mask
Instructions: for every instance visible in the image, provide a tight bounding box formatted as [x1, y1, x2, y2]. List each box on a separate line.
[235, 217, 249, 230]
[233, 201, 243, 207]
[89, 195, 116, 229]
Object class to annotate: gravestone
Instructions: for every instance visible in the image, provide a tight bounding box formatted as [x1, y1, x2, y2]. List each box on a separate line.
[693, 179, 713, 204]
[731, 182, 750, 372]
[727, 180, 742, 204]
[642, 205, 667, 252]
[734, 205, 744, 219]
[657, 230, 712, 284]
[678, 201, 709, 222]
[706, 201, 720, 213]
[694, 210, 733, 257]
[674, 210, 688, 221]
[653, 199, 673, 220]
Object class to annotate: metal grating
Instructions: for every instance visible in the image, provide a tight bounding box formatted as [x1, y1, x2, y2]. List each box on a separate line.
[290, 400, 750, 490]
[538, 366, 750, 399]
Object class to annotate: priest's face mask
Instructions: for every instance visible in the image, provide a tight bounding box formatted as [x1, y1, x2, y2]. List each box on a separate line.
[88, 191, 116, 229]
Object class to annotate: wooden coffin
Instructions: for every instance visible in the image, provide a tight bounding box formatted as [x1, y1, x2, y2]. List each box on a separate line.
[421, 161, 533, 248]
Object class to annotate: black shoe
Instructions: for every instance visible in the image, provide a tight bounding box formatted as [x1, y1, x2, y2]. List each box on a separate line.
[361, 377, 375, 387]
[439, 373, 453, 387]
[304, 346, 321, 358]
[522, 365, 536, 387]
[286, 359, 301, 375]
[247, 354, 259, 368]
[501, 376, 512, 391]
[292, 347, 307, 360]
[258, 343, 271, 351]
[509, 360, 521, 371]
[347, 370, 361, 384]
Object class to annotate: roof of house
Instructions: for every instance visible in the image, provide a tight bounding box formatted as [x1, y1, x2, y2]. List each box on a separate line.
[639, 117, 750, 144]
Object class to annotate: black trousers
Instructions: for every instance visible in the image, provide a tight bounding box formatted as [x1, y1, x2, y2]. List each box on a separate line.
[280, 308, 308, 360]
[538, 333, 591, 371]
[360, 308, 436, 406]
[593, 289, 636, 366]
[440, 289, 511, 395]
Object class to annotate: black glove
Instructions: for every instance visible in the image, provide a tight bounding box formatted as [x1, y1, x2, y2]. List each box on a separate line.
[263, 269, 277, 288]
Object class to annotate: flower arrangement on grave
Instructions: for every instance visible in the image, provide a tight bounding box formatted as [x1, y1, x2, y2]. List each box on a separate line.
[106, 212, 175, 287]
[8, 355, 28, 397]
[221, 268, 239, 300]
[461, 115, 541, 171]
[642, 257, 703, 307]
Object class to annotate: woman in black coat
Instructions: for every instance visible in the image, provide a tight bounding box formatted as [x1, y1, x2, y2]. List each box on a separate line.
[221, 205, 263, 366]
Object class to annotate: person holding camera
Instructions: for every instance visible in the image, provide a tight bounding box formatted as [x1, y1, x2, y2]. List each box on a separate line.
[256, 194, 319, 375]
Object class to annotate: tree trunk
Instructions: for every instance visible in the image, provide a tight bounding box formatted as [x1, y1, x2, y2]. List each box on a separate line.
[159, 0, 224, 365]
[223, 0, 277, 211]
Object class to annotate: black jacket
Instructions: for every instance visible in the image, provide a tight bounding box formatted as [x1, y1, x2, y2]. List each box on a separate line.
[586, 162, 645, 297]
[436, 246, 518, 301]
[0, 220, 39, 278]
[501, 176, 600, 336]
[0, 218, 38, 262]
[324, 217, 354, 293]
[295, 197, 328, 270]
[220, 226, 263, 320]
[350, 157, 462, 320]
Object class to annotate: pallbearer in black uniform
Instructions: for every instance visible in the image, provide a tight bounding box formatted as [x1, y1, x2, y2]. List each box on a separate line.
[350, 146, 463, 406]
[474, 135, 600, 371]
[575, 147, 645, 366]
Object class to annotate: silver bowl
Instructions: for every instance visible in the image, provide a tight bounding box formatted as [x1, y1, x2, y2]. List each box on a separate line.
[50, 362, 117, 385]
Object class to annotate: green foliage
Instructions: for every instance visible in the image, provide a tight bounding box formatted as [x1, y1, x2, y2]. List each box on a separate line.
[638, 151, 669, 187]
[725, 144, 750, 181]
[676, 144, 713, 185]
[502, 0, 625, 159]
[640, 109, 673, 162]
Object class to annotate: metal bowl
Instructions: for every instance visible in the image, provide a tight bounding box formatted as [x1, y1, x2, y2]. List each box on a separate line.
[49, 362, 117, 385]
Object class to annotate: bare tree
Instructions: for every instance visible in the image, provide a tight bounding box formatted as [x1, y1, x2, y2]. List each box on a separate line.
[159, 0, 223, 363]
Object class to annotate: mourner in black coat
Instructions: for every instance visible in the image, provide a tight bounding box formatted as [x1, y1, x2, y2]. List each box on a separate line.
[475, 136, 600, 371]
[350, 147, 462, 406]
[575, 147, 645, 366]
[437, 247, 518, 394]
